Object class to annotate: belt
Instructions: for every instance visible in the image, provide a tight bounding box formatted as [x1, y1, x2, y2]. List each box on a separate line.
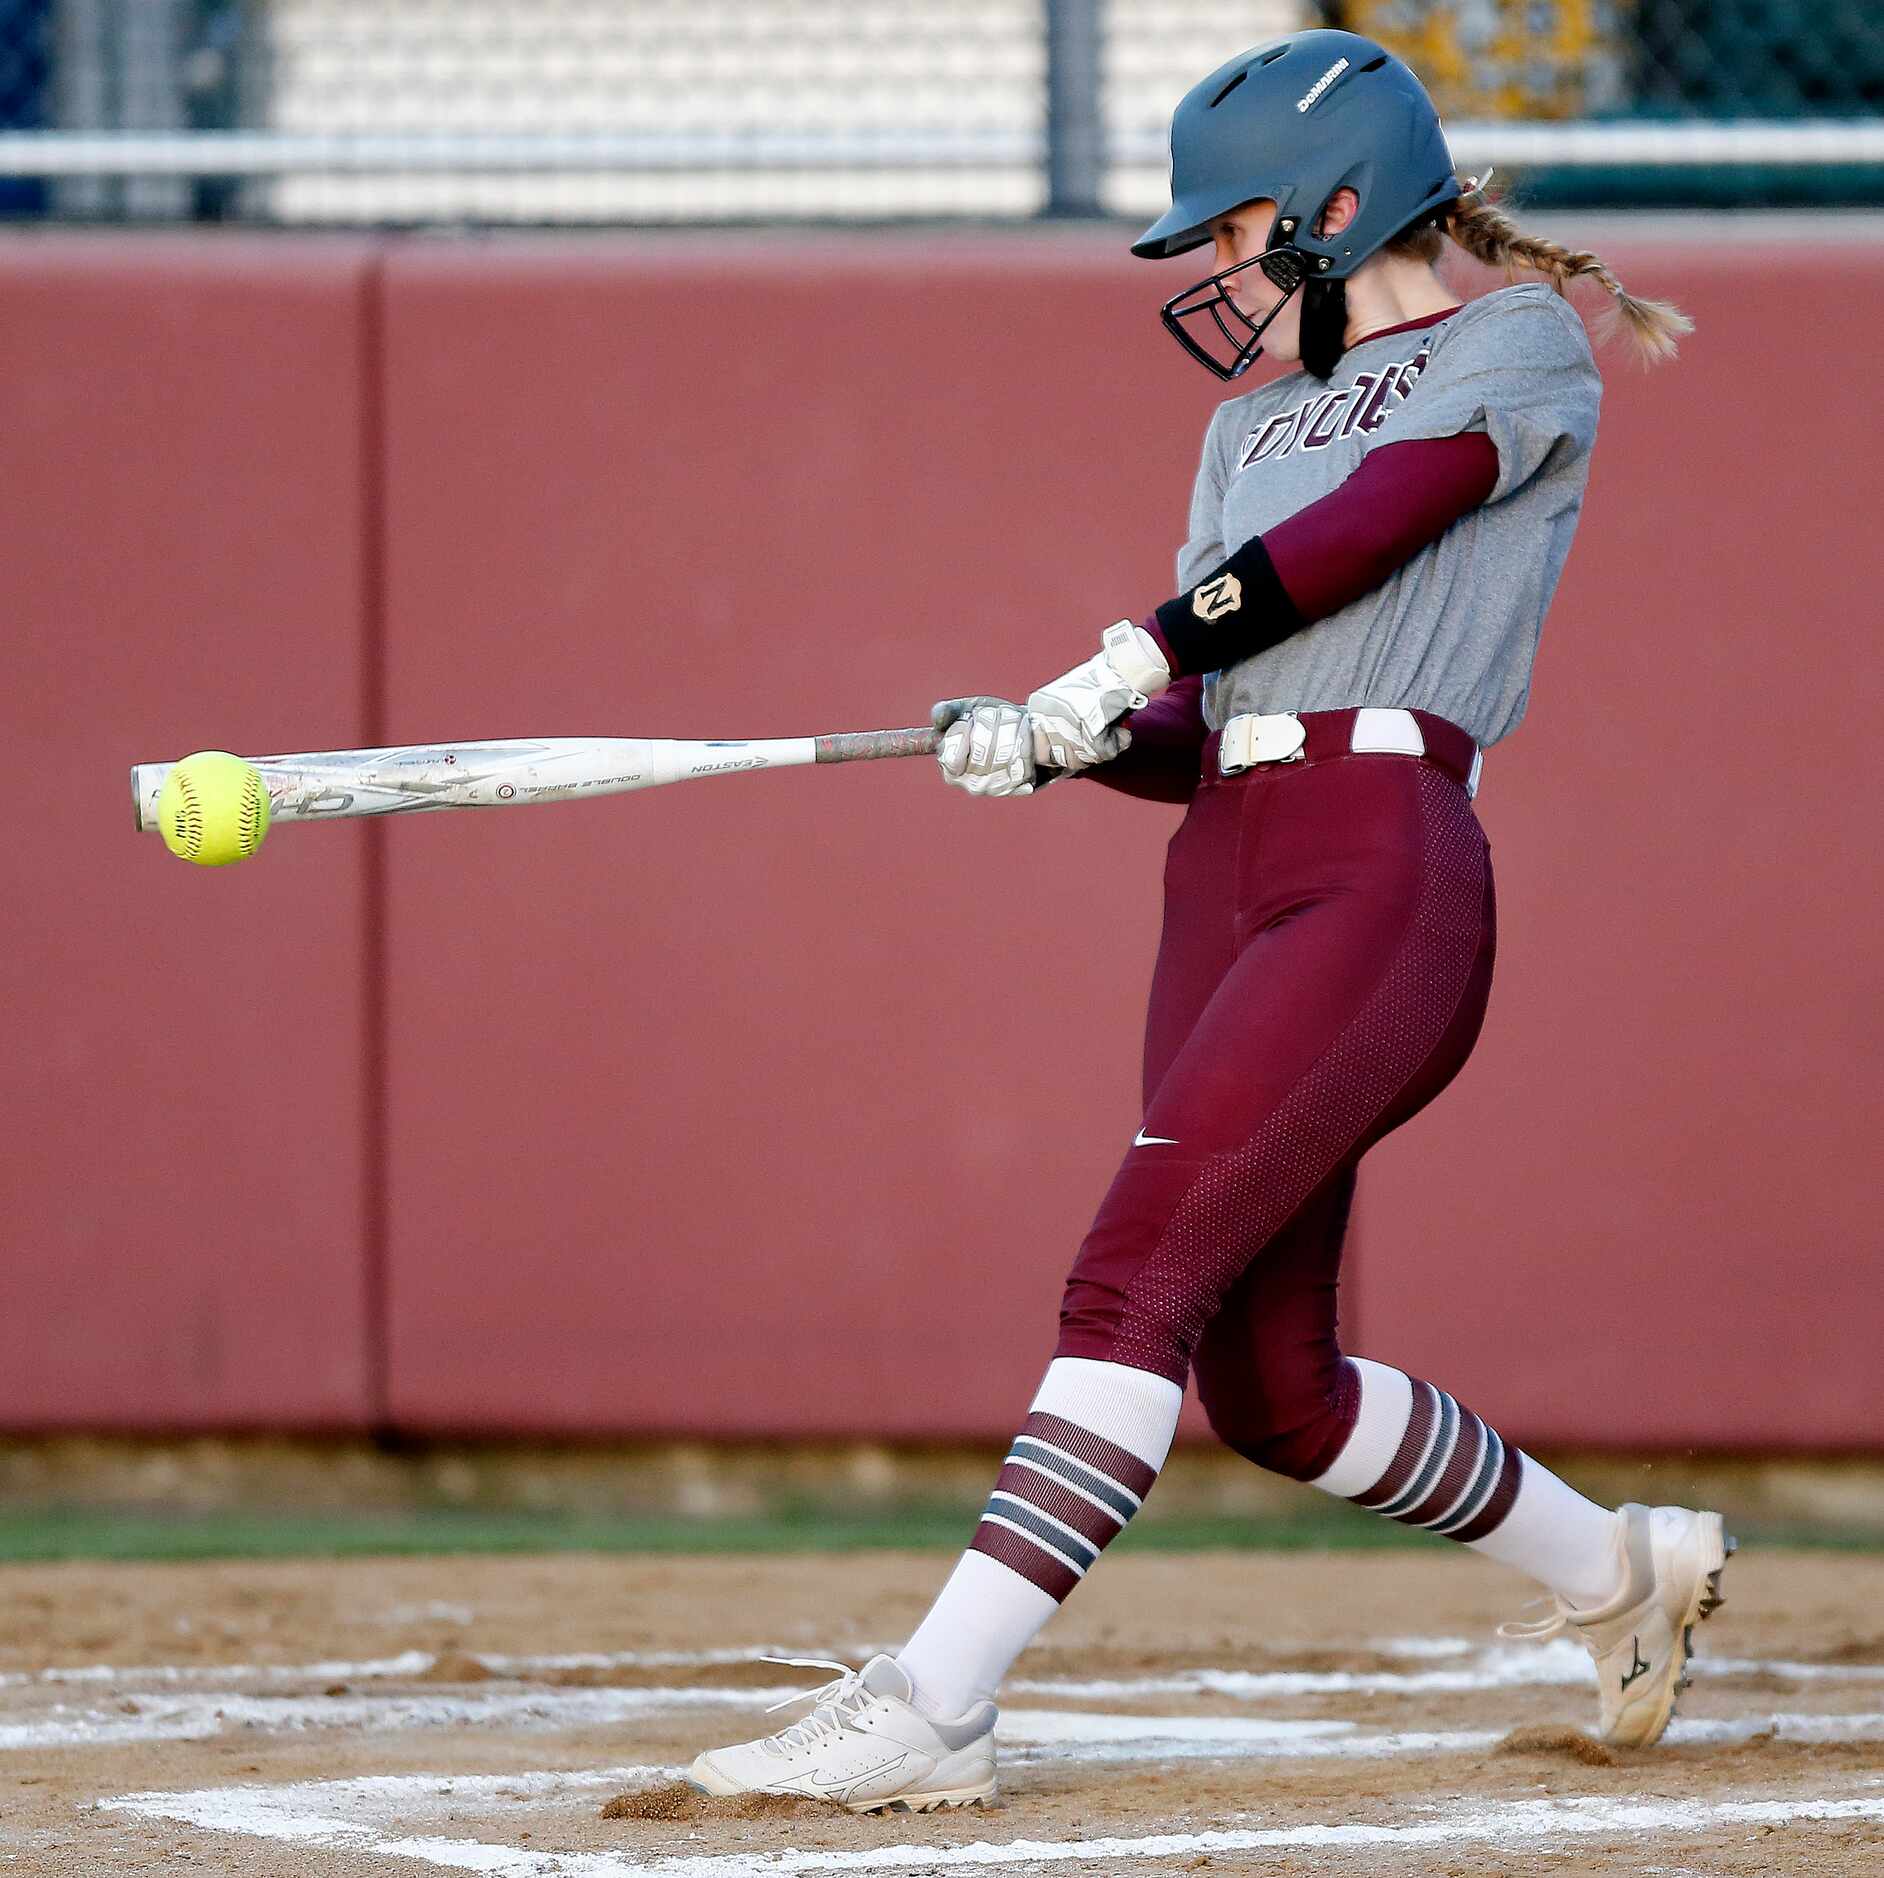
[1207, 707, 1482, 798]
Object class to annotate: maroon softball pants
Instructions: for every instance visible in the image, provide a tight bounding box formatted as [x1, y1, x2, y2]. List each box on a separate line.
[1057, 710, 1497, 1481]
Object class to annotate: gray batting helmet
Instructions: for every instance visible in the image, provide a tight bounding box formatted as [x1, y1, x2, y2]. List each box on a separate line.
[1133, 29, 1460, 276]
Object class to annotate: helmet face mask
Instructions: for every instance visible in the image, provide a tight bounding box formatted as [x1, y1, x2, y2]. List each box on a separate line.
[1159, 241, 1309, 381]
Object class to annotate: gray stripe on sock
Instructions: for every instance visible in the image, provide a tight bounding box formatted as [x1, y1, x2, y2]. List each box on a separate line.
[1431, 1426, 1505, 1535]
[985, 1490, 1108, 1561]
[1007, 1438, 1140, 1521]
[1413, 1413, 1487, 1531]
[979, 1494, 1099, 1571]
[1376, 1390, 1458, 1519]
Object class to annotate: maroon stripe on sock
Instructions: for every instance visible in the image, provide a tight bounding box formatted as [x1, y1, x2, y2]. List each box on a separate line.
[1021, 1412, 1157, 1500]
[994, 1462, 1125, 1549]
[1350, 1380, 1438, 1509]
[1447, 1444, 1525, 1544]
[1397, 1408, 1486, 1528]
[970, 1520, 1081, 1602]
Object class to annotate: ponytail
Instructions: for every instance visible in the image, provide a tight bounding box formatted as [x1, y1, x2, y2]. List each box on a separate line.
[1393, 180, 1693, 366]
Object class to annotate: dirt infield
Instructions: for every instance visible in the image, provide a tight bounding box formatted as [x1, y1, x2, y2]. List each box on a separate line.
[6, 1547, 1884, 1874]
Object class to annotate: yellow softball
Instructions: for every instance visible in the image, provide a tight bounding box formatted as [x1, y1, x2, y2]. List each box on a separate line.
[156, 751, 271, 866]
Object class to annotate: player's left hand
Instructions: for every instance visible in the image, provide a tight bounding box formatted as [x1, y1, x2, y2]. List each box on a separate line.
[1026, 621, 1172, 774]
[932, 696, 1039, 797]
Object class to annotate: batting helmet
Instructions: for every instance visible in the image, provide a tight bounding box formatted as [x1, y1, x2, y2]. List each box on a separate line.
[1134, 29, 1460, 379]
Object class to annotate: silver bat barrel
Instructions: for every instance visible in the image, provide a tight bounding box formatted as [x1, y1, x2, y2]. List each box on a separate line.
[131, 737, 819, 832]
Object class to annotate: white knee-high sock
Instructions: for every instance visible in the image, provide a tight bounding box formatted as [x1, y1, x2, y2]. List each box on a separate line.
[896, 1356, 1182, 1719]
[1308, 1357, 1624, 1607]
[1466, 1461, 1627, 1607]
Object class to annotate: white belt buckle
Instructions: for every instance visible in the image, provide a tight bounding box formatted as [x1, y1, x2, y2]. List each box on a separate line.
[1351, 706, 1425, 756]
[1220, 711, 1306, 775]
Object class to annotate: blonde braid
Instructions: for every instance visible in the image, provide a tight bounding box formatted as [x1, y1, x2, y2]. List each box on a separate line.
[1444, 190, 1693, 366]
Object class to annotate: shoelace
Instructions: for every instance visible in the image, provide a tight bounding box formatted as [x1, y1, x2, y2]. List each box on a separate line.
[754, 1656, 873, 1756]
[1496, 1595, 1574, 1643]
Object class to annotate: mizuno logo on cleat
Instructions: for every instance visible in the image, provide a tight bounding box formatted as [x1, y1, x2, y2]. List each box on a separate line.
[1619, 1636, 1652, 1690]
[812, 1754, 907, 1791]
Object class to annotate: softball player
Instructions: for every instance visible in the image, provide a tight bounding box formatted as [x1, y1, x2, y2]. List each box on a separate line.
[691, 30, 1730, 1813]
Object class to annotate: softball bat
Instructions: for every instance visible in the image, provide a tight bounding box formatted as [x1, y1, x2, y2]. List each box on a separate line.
[132, 728, 941, 837]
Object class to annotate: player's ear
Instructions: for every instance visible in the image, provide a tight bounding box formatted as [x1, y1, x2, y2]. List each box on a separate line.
[1317, 189, 1360, 238]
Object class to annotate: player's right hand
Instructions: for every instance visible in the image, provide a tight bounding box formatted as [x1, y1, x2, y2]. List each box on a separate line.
[1023, 621, 1166, 775]
[932, 696, 1038, 797]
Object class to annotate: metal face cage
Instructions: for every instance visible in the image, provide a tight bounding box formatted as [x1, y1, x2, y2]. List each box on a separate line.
[1157, 241, 1310, 380]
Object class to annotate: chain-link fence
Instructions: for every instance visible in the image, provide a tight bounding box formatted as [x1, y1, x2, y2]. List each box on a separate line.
[1333, 1, 1884, 207]
[1333, 1, 1884, 120]
[1, 1, 1880, 224]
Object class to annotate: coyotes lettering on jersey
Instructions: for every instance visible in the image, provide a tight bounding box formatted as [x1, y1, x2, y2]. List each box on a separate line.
[1237, 342, 1432, 470]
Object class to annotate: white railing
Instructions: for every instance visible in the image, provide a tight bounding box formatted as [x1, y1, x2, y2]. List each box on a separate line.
[1, 120, 1881, 177]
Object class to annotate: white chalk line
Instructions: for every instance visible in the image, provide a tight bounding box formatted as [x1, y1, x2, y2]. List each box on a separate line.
[3, 1650, 442, 1690]
[13, 1640, 1884, 1753]
[371, 1603, 477, 1628]
[1364, 1636, 1472, 1659]
[1012, 1708, 1884, 1762]
[14, 1636, 1879, 1698]
[0, 1696, 1378, 1758]
[47, 1687, 1884, 1760]
[0, 1684, 814, 1752]
[105, 1765, 679, 1831]
[1011, 1639, 1884, 1700]
[0, 1642, 892, 1690]
[98, 1785, 1884, 1878]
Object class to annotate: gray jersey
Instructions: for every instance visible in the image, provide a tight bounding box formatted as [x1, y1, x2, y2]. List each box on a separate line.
[1179, 283, 1602, 748]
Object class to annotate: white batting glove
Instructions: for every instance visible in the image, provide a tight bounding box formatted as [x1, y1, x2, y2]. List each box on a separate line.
[1026, 621, 1171, 775]
[932, 696, 1039, 797]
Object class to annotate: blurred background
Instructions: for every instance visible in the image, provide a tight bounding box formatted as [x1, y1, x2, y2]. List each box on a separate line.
[4, 1, 1884, 221]
[2, 1, 1879, 1560]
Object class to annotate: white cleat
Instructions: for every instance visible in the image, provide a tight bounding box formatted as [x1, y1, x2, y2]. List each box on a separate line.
[1501, 1501, 1735, 1748]
[687, 1654, 997, 1814]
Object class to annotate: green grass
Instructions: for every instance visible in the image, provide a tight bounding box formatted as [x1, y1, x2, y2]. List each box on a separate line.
[0, 1502, 1402, 1562]
[1, 1502, 1879, 1564]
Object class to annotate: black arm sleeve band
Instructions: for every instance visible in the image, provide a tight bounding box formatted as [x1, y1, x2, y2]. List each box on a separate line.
[1152, 533, 1304, 681]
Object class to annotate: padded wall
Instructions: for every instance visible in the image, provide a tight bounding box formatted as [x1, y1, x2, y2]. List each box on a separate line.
[0, 237, 379, 1428]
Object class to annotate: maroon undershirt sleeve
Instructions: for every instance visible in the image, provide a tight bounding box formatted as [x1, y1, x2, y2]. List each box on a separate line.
[1081, 673, 1208, 803]
[1145, 430, 1501, 678]
[1264, 430, 1499, 624]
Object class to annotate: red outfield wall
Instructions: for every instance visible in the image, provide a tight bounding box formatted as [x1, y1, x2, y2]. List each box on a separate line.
[3, 230, 1878, 1447]
[0, 237, 380, 1428]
